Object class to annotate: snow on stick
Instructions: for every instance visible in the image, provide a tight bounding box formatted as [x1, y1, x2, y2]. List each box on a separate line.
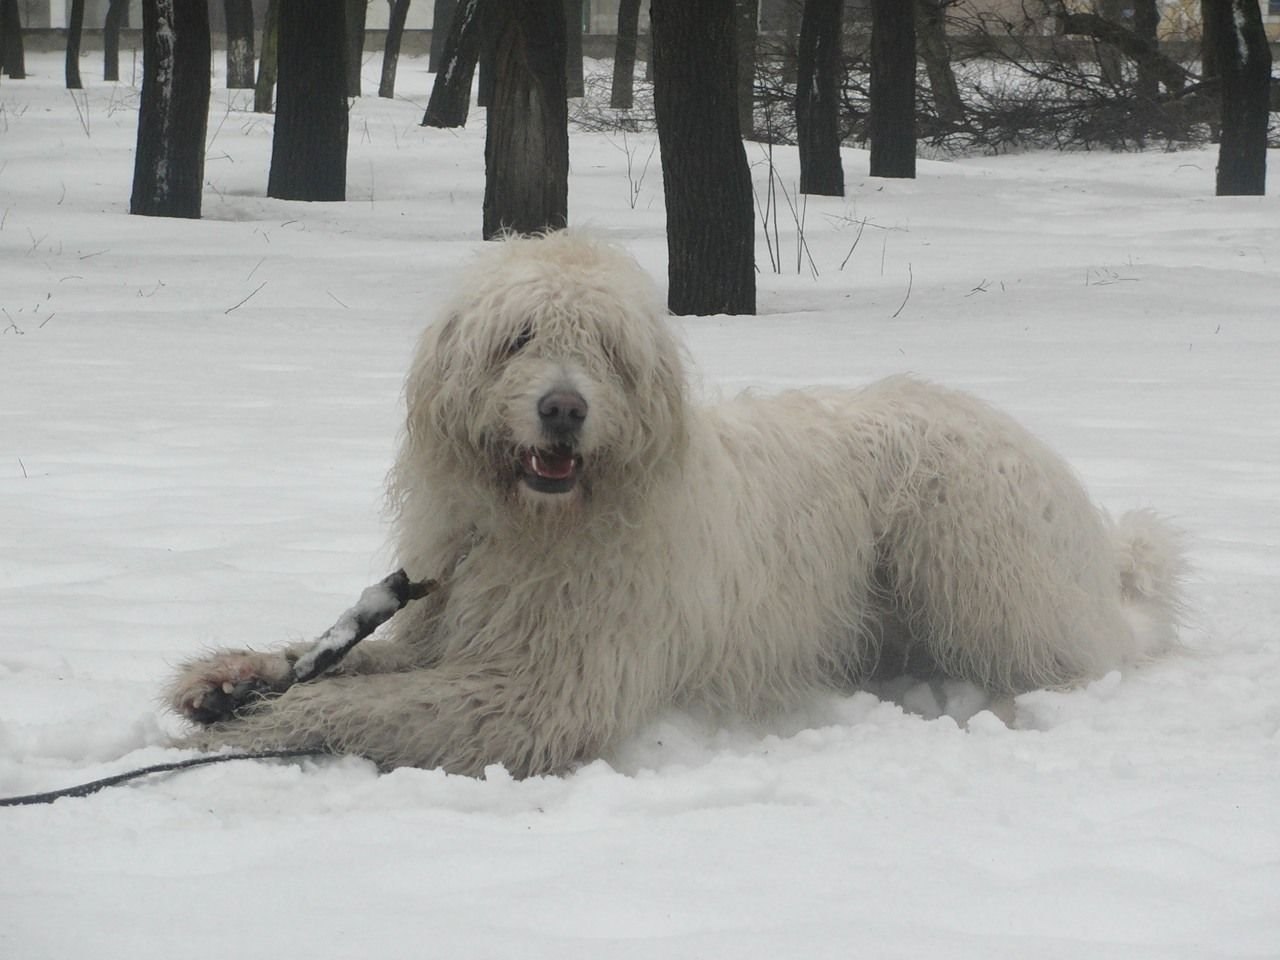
[291, 570, 436, 684]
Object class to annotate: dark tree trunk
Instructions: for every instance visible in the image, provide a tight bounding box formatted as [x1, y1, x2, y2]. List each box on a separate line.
[478, 25, 495, 107]
[1, 0, 25, 80]
[66, 0, 85, 89]
[429, 0, 457, 72]
[795, 0, 843, 196]
[379, 0, 412, 98]
[1199, 0, 1219, 83]
[482, 0, 569, 238]
[423, 0, 481, 127]
[131, 0, 212, 219]
[1132, 0, 1159, 100]
[868, 0, 915, 179]
[564, 0, 584, 97]
[915, 0, 964, 124]
[254, 0, 280, 112]
[650, 0, 755, 316]
[269, 0, 348, 201]
[225, 0, 256, 88]
[1095, 0, 1125, 87]
[735, 0, 758, 138]
[345, 0, 368, 96]
[1208, 0, 1271, 196]
[610, 0, 641, 109]
[104, 0, 127, 81]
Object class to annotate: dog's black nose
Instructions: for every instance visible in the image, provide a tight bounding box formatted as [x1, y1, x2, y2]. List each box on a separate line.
[538, 389, 588, 436]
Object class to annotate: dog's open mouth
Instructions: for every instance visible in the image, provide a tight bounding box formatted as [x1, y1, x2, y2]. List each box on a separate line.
[518, 446, 582, 494]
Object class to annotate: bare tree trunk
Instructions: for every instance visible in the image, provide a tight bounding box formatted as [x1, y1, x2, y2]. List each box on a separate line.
[104, 0, 127, 81]
[482, 0, 569, 238]
[429, 0, 457, 72]
[1131, 0, 1159, 100]
[915, 0, 964, 125]
[478, 21, 495, 107]
[1199, 0, 1219, 83]
[1, 0, 26, 79]
[1208, 0, 1271, 196]
[795, 0, 842, 196]
[254, 0, 280, 112]
[379, 0, 412, 98]
[345, 0, 368, 96]
[225, 0, 256, 88]
[564, 0, 584, 98]
[610, 0, 641, 109]
[66, 0, 85, 89]
[423, 0, 482, 127]
[651, 0, 755, 316]
[1096, 0, 1124, 87]
[269, 0, 348, 200]
[869, 0, 915, 179]
[131, 0, 212, 218]
[735, 0, 758, 138]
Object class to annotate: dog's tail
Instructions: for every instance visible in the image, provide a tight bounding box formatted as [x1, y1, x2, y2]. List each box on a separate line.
[1112, 509, 1188, 660]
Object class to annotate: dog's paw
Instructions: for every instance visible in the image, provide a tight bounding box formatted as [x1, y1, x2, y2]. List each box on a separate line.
[167, 650, 294, 725]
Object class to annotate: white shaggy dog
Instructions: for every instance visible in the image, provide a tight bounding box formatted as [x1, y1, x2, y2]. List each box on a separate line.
[168, 231, 1185, 776]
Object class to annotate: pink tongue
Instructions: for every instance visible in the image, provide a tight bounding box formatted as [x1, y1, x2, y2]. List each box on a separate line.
[527, 450, 575, 480]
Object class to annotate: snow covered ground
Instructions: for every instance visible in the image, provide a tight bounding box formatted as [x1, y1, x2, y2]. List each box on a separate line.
[2, 52, 1278, 959]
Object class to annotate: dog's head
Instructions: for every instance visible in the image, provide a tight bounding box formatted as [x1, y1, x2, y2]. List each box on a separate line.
[397, 232, 689, 525]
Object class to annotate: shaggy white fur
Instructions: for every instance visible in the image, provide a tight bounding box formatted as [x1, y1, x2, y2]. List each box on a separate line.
[167, 232, 1185, 776]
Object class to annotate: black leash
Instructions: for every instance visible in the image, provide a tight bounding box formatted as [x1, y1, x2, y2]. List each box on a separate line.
[1, 568, 438, 807]
[0, 750, 319, 806]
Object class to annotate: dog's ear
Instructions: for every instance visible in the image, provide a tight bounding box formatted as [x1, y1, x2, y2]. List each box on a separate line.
[403, 313, 459, 441]
[629, 321, 689, 471]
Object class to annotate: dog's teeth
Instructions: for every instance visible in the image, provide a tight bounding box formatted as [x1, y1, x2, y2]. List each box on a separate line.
[222, 681, 235, 694]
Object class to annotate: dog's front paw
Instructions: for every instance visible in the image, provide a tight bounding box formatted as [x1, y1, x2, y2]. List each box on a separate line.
[167, 650, 294, 725]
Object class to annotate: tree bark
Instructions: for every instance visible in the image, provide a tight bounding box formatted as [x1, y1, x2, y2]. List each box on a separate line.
[423, 0, 482, 127]
[1094, 0, 1125, 87]
[650, 0, 755, 316]
[131, 0, 212, 219]
[478, 23, 495, 107]
[735, 0, 758, 138]
[254, 0, 280, 112]
[610, 0, 641, 109]
[564, 0, 584, 98]
[104, 0, 127, 81]
[1199, 0, 1219, 83]
[346, 0, 368, 96]
[1, 0, 25, 80]
[915, 0, 964, 125]
[1131, 0, 1159, 100]
[482, 0, 569, 238]
[269, 0, 348, 201]
[429, 0, 458, 72]
[869, 0, 916, 179]
[225, 0, 256, 88]
[795, 0, 843, 196]
[379, 0, 412, 98]
[66, 0, 85, 90]
[1208, 0, 1271, 196]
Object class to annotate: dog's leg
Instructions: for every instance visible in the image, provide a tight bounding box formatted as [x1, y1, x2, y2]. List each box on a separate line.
[168, 572, 443, 724]
[176, 666, 603, 778]
[167, 632, 435, 726]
